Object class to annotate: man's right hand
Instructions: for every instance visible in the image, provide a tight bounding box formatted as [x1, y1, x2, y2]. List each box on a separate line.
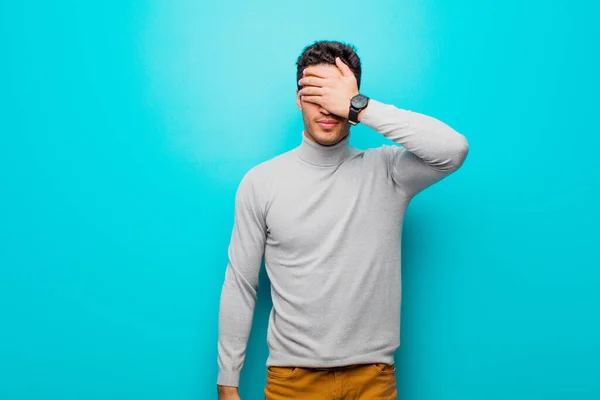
[217, 384, 241, 400]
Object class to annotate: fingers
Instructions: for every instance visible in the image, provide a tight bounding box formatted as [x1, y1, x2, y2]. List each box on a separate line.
[302, 67, 328, 78]
[298, 76, 326, 88]
[301, 95, 321, 105]
[303, 65, 340, 79]
[298, 86, 323, 97]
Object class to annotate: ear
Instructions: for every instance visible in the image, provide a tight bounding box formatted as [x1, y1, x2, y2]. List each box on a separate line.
[296, 89, 302, 111]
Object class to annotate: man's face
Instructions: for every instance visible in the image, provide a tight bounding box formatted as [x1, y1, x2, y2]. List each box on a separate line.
[296, 64, 351, 146]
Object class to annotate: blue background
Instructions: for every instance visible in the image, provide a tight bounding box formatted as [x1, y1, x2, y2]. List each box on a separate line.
[1, 0, 599, 399]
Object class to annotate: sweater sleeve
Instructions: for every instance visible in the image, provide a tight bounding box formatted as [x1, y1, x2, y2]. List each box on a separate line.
[217, 168, 267, 387]
[360, 99, 469, 199]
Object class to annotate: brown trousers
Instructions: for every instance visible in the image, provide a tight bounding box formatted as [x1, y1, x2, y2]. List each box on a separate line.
[264, 363, 397, 400]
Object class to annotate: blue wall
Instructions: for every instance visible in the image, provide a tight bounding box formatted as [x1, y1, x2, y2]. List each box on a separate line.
[1, 1, 598, 399]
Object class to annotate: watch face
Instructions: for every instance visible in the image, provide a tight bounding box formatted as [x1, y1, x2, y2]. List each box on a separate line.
[351, 94, 368, 108]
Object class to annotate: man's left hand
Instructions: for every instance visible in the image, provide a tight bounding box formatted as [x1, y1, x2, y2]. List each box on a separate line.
[298, 57, 359, 119]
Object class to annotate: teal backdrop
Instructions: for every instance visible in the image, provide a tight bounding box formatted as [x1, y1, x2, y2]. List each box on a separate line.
[1, 0, 599, 399]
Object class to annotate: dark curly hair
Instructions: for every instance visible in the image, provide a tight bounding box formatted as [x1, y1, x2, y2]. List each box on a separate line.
[296, 40, 362, 92]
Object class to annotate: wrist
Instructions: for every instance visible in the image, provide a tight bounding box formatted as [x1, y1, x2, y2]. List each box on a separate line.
[217, 384, 238, 394]
[348, 93, 370, 124]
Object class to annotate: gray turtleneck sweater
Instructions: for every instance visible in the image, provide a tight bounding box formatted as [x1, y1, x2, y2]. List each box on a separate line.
[216, 99, 469, 387]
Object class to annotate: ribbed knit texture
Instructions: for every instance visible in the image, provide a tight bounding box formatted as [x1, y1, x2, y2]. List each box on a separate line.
[217, 99, 469, 387]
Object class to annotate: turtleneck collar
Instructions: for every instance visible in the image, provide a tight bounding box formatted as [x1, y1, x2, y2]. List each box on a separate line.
[295, 130, 351, 167]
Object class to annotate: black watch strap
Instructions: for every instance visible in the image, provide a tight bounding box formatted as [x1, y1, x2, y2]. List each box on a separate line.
[348, 106, 360, 125]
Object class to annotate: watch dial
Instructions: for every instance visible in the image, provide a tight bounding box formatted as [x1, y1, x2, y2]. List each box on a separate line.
[352, 95, 368, 108]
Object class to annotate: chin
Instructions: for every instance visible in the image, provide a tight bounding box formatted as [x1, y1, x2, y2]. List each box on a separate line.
[312, 128, 346, 145]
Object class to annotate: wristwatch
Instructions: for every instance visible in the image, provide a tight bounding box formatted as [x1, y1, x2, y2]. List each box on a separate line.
[348, 93, 370, 125]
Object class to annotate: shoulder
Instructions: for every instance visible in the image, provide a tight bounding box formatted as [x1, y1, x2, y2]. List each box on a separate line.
[244, 149, 292, 181]
[236, 148, 295, 196]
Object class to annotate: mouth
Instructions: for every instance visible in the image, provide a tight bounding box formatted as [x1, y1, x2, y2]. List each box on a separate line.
[317, 120, 339, 129]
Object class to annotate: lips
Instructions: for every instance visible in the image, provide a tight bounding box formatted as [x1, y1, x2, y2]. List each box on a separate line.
[317, 120, 339, 129]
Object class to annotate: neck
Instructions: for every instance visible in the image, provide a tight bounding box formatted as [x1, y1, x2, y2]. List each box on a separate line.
[295, 130, 351, 166]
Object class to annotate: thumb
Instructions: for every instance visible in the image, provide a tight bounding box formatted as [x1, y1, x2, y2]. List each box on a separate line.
[335, 57, 352, 77]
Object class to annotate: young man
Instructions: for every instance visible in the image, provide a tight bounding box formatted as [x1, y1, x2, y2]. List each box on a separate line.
[217, 40, 469, 400]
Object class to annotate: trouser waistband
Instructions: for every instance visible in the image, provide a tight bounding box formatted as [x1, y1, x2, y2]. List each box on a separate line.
[307, 364, 369, 371]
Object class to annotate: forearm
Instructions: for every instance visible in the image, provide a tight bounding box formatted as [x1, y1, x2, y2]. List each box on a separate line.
[217, 261, 259, 387]
[360, 99, 468, 171]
